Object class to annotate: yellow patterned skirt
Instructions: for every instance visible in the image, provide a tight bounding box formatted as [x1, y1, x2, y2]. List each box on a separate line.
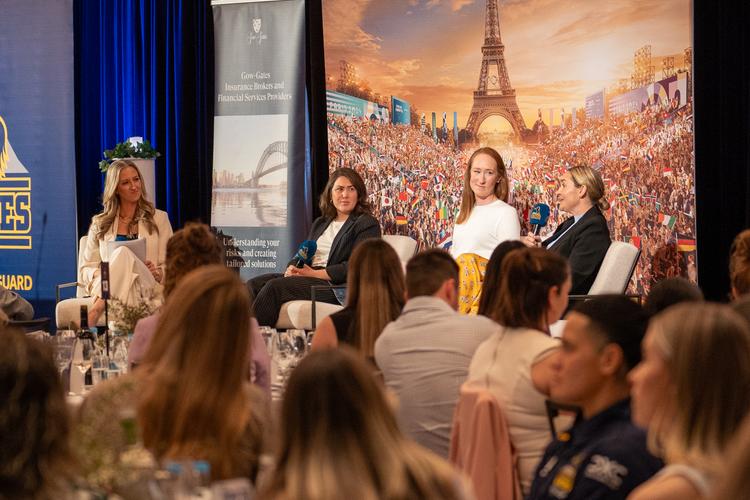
[455, 253, 488, 315]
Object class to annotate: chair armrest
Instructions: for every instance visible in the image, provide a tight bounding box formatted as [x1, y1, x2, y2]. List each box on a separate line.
[568, 293, 642, 304]
[55, 282, 81, 304]
[310, 285, 347, 328]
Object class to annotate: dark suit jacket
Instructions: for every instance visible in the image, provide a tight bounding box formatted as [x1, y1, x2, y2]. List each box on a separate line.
[298, 212, 381, 284]
[543, 206, 611, 295]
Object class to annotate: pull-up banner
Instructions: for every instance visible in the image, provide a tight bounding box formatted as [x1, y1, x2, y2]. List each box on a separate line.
[211, 0, 307, 279]
[0, 0, 77, 315]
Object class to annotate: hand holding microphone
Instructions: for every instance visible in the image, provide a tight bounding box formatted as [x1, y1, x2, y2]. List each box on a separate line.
[523, 203, 550, 247]
[292, 240, 317, 268]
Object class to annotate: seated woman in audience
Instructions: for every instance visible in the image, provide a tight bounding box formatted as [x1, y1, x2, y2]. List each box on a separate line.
[450, 147, 521, 314]
[261, 347, 470, 500]
[476, 239, 525, 317]
[628, 302, 750, 499]
[249, 167, 381, 326]
[128, 222, 269, 393]
[0, 327, 74, 498]
[74, 266, 268, 491]
[729, 228, 750, 299]
[522, 165, 611, 295]
[467, 247, 571, 494]
[79, 159, 173, 326]
[311, 238, 405, 361]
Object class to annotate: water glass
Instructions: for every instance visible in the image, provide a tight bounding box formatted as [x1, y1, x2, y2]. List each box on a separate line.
[259, 326, 277, 353]
[91, 353, 110, 385]
[48, 336, 75, 376]
[273, 329, 306, 385]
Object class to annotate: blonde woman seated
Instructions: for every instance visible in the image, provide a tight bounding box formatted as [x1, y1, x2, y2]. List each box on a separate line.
[628, 303, 750, 500]
[311, 238, 405, 362]
[466, 247, 571, 494]
[450, 147, 520, 314]
[261, 348, 471, 500]
[79, 159, 172, 326]
[73, 266, 268, 492]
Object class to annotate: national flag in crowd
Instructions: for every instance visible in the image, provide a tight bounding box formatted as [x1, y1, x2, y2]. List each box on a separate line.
[677, 236, 696, 252]
[398, 191, 408, 202]
[655, 201, 662, 212]
[434, 184, 442, 193]
[658, 213, 677, 230]
[628, 193, 639, 206]
[662, 166, 673, 176]
[381, 195, 393, 207]
[437, 233, 452, 250]
[406, 185, 415, 196]
[646, 150, 654, 162]
[395, 215, 408, 225]
[543, 173, 553, 182]
[411, 198, 420, 210]
[630, 236, 642, 249]
[420, 180, 430, 190]
[434, 173, 445, 185]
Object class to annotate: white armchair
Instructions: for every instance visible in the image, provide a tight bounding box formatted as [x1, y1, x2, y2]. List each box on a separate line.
[55, 236, 102, 329]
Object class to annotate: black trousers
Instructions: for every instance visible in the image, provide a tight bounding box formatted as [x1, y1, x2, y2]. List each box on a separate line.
[248, 273, 339, 327]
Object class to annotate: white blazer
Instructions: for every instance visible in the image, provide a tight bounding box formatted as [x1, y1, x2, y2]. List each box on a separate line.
[78, 209, 173, 298]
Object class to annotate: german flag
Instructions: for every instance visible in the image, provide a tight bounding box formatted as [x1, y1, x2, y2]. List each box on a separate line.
[677, 237, 696, 252]
[395, 215, 408, 225]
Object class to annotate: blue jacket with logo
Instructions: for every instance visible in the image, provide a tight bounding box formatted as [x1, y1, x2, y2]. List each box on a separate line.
[527, 399, 663, 500]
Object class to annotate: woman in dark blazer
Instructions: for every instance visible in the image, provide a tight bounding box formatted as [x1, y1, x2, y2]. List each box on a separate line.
[249, 168, 381, 326]
[523, 165, 611, 294]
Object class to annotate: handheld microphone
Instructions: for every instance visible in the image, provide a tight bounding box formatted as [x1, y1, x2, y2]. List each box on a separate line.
[293, 240, 317, 268]
[100, 261, 110, 300]
[529, 203, 551, 235]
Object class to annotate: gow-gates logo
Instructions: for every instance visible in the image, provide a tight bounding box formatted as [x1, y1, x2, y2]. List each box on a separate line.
[0, 115, 32, 250]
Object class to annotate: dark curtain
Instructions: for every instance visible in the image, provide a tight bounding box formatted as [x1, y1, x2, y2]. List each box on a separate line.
[74, 0, 214, 233]
[693, 0, 750, 300]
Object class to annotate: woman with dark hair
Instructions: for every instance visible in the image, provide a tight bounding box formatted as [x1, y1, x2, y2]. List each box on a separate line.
[261, 348, 469, 500]
[522, 165, 611, 295]
[477, 239, 526, 317]
[79, 159, 173, 326]
[74, 266, 268, 491]
[249, 167, 381, 326]
[450, 147, 520, 313]
[467, 247, 571, 494]
[0, 327, 75, 498]
[311, 238, 405, 360]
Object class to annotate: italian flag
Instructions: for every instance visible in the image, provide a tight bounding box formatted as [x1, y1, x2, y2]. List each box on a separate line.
[658, 213, 676, 229]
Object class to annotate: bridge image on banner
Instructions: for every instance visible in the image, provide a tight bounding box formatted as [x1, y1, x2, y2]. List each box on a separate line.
[212, 114, 289, 228]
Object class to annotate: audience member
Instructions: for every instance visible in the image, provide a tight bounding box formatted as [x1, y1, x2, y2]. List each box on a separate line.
[729, 228, 750, 299]
[522, 165, 611, 295]
[710, 414, 750, 500]
[451, 147, 521, 313]
[477, 240, 526, 317]
[249, 167, 381, 326]
[375, 249, 499, 458]
[128, 222, 270, 393]
[79, 159, 173, 326]
[628, 303, 750, 499]
[74, 266, 268, 490]
[0, 284, 34, 321]
[312, 238, 404, 361]
[643, 277, 703, 316]
[467, 247, 571, 493]
[527, 296, 662, 500]
[0, 327, 74, 498]
[261, 348, 470, 500]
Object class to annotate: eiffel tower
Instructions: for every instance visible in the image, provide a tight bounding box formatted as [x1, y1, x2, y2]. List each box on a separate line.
[465, 0, 528, 141]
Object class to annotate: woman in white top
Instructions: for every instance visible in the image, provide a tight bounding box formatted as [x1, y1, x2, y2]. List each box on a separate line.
[467, 247, 571, 494]
[79, 160, 172, 327]
[628, 303, 750, 500]
[450, 147, 520, 313]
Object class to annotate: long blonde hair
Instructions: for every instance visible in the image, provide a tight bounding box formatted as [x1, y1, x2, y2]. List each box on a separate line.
[92, 159, 158, 240]
[262, 348, 462, 500]
[137, 266, 258, 479]
[456, 147, 509, 224]
[346, 238, 405, 358]
[646, 303, 750, 472]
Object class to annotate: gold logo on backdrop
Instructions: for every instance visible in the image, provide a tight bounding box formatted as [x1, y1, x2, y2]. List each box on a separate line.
[0, 115, 32, 249]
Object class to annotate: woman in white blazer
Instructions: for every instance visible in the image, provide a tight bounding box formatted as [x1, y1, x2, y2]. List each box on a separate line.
[79, 159, 172, 326]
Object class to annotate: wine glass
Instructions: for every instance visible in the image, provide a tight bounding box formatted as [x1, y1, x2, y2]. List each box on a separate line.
[48, 336, 75, 377]
[73, 337, 96, 389]
[272, 329, 307, 393]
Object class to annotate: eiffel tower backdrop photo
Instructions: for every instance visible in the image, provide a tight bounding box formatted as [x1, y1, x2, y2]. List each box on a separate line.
[322, 0, 694, 296]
